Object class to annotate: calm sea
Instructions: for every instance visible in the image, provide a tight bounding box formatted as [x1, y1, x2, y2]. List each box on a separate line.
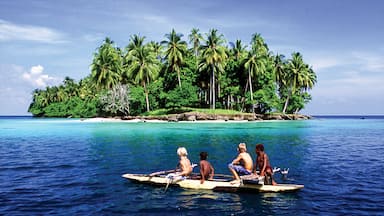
[1, 116, 383, 215]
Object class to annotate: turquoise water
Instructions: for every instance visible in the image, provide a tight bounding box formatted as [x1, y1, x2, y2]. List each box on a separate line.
[1, 116, 384, 215]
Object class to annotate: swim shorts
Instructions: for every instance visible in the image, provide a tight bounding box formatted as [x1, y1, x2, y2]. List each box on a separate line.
[228, 164, 251, 175]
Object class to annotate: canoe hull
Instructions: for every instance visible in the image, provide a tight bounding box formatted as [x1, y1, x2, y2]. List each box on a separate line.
[122, 173, 304, 193]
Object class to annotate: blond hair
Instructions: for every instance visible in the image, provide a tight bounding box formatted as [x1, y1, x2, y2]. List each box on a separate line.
[238, 143, 247, 151]
[177, 147, 188, 156]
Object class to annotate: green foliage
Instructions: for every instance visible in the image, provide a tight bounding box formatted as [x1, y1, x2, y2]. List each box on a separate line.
[162, 29, 188, 88]
[285, 92, 312, 114]
[41, 97, 99, 118]
[147, 78, 164, 111]
[162, 81, 199, 109]
[252, 89, 278, 114]
[91, 37, 122, 90]
[28, 28, 317, 117]
[28, 99, 45, 117]
[198, 29, 227, 109]
[128, 86, 146, 116]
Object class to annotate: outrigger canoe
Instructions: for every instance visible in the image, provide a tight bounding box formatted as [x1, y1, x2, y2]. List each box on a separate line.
[122, 173, 304, 193]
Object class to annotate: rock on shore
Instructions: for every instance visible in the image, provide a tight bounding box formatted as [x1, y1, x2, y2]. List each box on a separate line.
[121, 112, 311, 122]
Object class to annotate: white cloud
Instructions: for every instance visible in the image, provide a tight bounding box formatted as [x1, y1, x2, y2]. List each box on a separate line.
[22, 65, 60, 88]
[0, 64, 62, 115]
[303, 70, 384, 115]
[351, 51, 384, 72]
[30, 65, 44, 75]
[309, 58, 341, 71]
[307, 50, 384, 73]
[0, 19, 67, 43]
[0, 64, 30, 115]
[302, 49, 384, 115]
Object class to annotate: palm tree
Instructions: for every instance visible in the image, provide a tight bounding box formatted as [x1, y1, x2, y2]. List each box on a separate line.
[229, 39, 247, 62]
[273, 54, 286, 87]
[282, 52, 316, 113]
[126, 34, 145, 53]
[243, 33, 267, 102]
[63, 76, 78, 98]
[300, 67, 317, 91]
[78, 77, 96, 100]
[189, 28, 203, 58]
[162, 29, 187, 89]
[39, 88, 50, 107]
[149, 41, 163, 60]
[91, 37, 122, 90]
[127, 41, 160, 112]
[56, 86, 66, 102]
[199, 29, 227, 109]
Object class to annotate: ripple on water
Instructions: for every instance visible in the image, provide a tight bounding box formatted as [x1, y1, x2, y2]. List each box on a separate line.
[1, 118, 384, 215]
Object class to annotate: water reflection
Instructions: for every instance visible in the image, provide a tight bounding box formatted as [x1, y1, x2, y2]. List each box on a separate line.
[260, 192, 300, 206]
[177, 189, 244, 214]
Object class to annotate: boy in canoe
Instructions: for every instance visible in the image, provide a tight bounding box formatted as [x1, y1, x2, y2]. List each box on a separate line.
[254, 143, 277, 185]
[199, 151, 214, 184]
[228, 143, 253, 182]
[176, 147, 193, 177]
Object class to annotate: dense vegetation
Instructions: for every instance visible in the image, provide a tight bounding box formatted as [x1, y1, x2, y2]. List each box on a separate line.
[28, 28, 317, 118]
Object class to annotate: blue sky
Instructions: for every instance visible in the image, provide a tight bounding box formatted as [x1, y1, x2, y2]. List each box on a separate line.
[1, 0, 383, 115]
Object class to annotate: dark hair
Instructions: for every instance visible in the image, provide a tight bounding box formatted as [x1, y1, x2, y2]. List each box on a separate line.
[200, 151, 208, 160]
[255, 143, 264, 151]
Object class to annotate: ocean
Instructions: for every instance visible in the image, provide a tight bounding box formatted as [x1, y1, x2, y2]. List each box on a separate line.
[1, 116, 383, 215]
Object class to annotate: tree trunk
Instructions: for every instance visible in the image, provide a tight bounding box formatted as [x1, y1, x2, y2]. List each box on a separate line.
[177, 68, 182, 89]
[282, 94, 290, 114]
[205, 89, 208, 105]
[212, 64, 215, 110]
[144, 82, 150, 112]
[227, 95, 230, 110]
[241, 80, 249, 112]
[209, 75, 212, 107]
[248, 68, 253, 101]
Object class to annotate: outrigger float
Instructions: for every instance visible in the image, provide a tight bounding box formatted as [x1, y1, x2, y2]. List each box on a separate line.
[122, 170, 304, 193]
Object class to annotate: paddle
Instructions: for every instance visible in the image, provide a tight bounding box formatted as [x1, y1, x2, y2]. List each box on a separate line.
[149, 164, 197, 177]
[213, 174, 233, 179]
[149, 169, 179, 177]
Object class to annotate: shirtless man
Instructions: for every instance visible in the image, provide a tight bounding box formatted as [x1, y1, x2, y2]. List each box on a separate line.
[199, 152, 214, 184]
[254, 143, 276, 185]
[228, 143, 253, 181]
[176, 147, 193, 177]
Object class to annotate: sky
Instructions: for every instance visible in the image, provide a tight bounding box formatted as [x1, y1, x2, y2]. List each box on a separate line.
[0, 0, 383, 115]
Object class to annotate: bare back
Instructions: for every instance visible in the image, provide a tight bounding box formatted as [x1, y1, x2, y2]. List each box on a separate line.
[233, 152, 253, 172]
[179, 156, 192, 176]
[256, 152, 271, 174]
[200, 160, 214, 179]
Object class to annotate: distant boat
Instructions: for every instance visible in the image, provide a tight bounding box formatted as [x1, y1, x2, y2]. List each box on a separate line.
[122, 173, 304, 193]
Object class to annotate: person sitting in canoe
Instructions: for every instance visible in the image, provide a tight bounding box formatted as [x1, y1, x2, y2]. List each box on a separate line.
[176, 147, 193, 177]
[228, 143, 253, 183]
[199, 151, 214, 184]
[254, 143, 277, 185]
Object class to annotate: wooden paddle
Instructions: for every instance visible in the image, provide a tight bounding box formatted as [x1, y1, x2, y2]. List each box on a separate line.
[149, 169, 180, 177]
[149, 164, 197, 177]
[213, 174, 233, 179]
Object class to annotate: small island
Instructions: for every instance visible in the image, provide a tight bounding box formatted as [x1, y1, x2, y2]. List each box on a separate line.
[28, 29, 316, 119]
